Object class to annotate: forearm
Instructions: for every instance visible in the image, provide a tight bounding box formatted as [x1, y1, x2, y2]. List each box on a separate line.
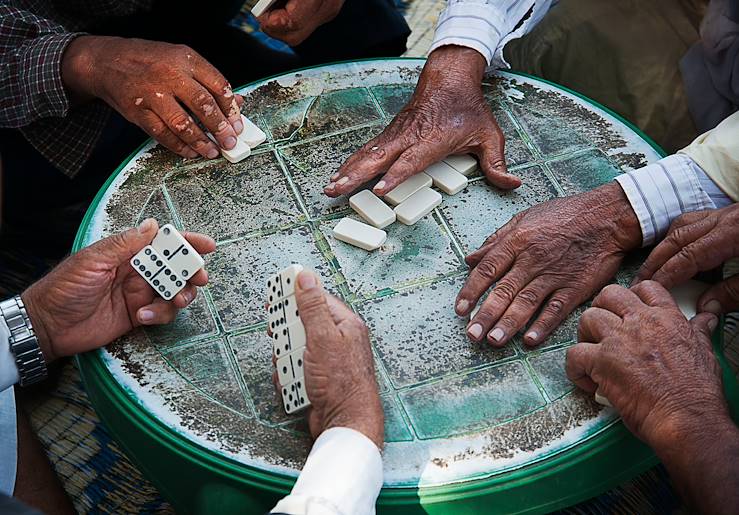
[656, 415, 739, 514]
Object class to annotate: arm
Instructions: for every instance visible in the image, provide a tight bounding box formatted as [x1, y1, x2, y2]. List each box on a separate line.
[327, 0, 553, 197]
[270, 271, 384, 515]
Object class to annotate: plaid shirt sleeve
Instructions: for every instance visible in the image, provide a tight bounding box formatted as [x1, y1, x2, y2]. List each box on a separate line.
[0, 5, 110, 177]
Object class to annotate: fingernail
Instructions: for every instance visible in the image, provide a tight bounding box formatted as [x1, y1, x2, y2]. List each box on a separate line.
[224, 136, 237, 150]
[456, 299, 469, 314]
[331, 172, 341, 181]
[207, 147, 220, 159]
[325, 182, 336, 190]
[708, 316, 718, 331]
[138, 218, 155, 233]
[233, 119, 244, 134]
[183, 290, 194, 303]
[490, 327, 505, 342]
[337, 177, 349, 185]
[702, 299, 722, 314]
[468, 323, 483, 339]
[525, 330, 538, 342]
[184, 148, 198, 159]
[374, 181, 386, 192]
[298, 271, 317, 290]
[139, 309, 154, 323]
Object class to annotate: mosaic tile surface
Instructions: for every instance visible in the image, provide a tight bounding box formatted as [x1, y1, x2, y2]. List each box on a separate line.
[79, 60, 662, 488]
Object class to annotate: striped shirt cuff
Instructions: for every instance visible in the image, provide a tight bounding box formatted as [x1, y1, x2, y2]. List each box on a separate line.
[18, 32, 83, 120]
[429, 2, 506, 65]
[615, 154, 728, 247]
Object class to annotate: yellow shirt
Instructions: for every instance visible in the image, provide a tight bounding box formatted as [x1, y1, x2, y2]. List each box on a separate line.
[680, 111, 739, 202]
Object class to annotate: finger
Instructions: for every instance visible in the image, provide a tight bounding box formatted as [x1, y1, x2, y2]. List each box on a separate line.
[651, 233, 734, 289]
[181, 232, 217, 255]
[577, 307, 621, 343]
[325, 130, 409, 197]
[97, 218, 159, 265]
[372, 143, 445, 196]
[455, 243, 517, 317]
[699, 275, 739, 315]
[565, 342, 601, 393]
[523, 290, 582, 346]
[634, 215, 714, 284]
[188, 268, 209, 287]
[464, 219, 519, 267]
[174, 81, 239, 153]
[629, 280, 677, 308]
[690, 312, 720, 341]
[294, 270, 341, 345]
[189, 54, 244, 133]
[591, 284, 645, 317]
[466, 266, 533, 346]
[476, 130, 521, 190]
[136, 298, 179, 326]
[137, 109, 200, 159]
[484, 277, 556, 346]
[172, 284, 198, 308]
[149, 94, 223, 158]
[325, 294, 356, 326]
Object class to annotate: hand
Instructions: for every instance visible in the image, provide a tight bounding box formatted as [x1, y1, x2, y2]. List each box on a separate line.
[279, 270, 383, 448]
[257, 0, 345, 46]
[62, 36, 245, 160]
[324, 46, 521, 198]
[456, 183, 642, 347]
[634, 204, 739, 314]
[21, 219, 216, 363]
[566, 281, 727, 452]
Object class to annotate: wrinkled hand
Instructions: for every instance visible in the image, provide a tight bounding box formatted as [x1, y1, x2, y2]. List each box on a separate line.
[257, 0, 345, 46]
[62, 36, 245, 160]
[22, 219, 216, 363]
[566, 281, 727, 452]
[456, 183, 642, 347]
[634, 203, 739, 314]
[280, 270, 384, 448]
[325, 46, 521, 198]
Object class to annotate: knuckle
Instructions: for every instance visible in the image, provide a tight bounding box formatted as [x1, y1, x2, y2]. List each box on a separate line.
[474, 259, 498, 281]
[544, 297, 565, 317]
[492, 280, 517, 303]
[167, 112, 192, 133]
[516, 288, 540, 308]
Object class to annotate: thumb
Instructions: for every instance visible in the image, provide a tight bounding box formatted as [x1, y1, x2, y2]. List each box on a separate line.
[565, 342, 601, 393]
[96, 218, 159, 266]
[699, 275, 739, 315]
[477, 137, 521, 190]
[690, 311, 719, 341]
[294, 270, 338, 342]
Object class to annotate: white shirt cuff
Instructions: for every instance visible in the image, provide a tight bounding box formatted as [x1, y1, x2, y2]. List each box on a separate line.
[0, 317, 19, 392]
[615, 154, 727, 247]
[271, 428, 383, 515]
[429, 2, 507, 65]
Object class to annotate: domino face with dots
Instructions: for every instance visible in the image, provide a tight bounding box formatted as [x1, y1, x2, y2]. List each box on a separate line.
[282, 378, 309, 414]
[266, 264, 303, 305]
[130, 245, 186, 301]
[151, 224, 205, 281]
[268, 295, 300, 333]
[272, 321, 306, 358]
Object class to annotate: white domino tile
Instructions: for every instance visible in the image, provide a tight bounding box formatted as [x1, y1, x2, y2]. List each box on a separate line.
[282, 377, 310, 414]
[207, 132, 251, 163]
[443, 154, 478, 176]
[251, 0, 278, 16]
[272, 320, 306, 358]
[268, 295, 300, 332]
[241, 115, 267, 148]
[669, 280, 710, 320]
[349, 190, 396, 228]
[594, 391, 612, 407]
[384, 172, 432, 206]
[425, 162, 469, 195]
[394, 187, 442, 225]
[151, 224, 204, 281]
[266, 264, 303, 305]
[332, 217, 387, 251]
[130, 245, 185, 301]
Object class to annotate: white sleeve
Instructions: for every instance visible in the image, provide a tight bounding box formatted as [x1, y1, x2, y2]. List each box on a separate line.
[614, 154, 733, 247]
[271, 427, 383, 515]
[0, 317, 19, 392]
[429, 0, 555, 68]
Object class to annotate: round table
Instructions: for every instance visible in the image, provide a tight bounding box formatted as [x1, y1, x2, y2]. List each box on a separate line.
[73, 59, 733, 514]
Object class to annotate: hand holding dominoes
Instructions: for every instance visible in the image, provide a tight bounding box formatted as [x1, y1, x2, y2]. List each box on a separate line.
[130, 222, 211, 303]
[267, 267, 384, 448]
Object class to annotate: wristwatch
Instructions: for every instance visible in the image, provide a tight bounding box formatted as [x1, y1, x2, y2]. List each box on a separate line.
[0, 296, 47, 386]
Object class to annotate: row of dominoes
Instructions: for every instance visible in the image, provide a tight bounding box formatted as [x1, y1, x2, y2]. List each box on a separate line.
[266, 264, 311, 414]
[130, 224, 205, 300]
[332, 154, 477, 251]
[209, 114, 268, 164]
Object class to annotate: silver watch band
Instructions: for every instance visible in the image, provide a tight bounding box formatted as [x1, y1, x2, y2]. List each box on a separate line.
[0, 296, 47, 386]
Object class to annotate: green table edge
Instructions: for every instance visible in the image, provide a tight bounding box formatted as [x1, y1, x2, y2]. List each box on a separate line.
[69, 58, 739, 514]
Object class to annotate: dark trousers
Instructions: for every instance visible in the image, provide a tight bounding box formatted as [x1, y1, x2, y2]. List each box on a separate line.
[0, 0, 410, 294]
